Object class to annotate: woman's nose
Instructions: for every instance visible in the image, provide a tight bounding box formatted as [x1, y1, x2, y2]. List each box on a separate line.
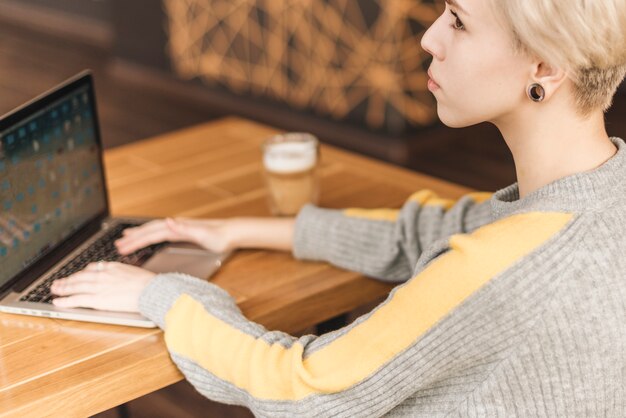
[420, 19, 443, 60]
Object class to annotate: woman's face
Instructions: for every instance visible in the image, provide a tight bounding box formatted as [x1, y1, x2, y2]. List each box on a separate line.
[420, 0, 533, 128]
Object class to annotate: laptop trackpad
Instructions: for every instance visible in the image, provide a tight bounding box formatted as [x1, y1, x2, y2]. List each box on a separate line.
[141, 245, 224, 280]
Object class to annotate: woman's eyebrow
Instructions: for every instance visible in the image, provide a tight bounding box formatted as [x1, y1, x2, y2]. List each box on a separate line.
[444, 0, 470, 16]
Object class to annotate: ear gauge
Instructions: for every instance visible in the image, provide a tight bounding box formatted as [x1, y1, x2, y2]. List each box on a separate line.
[527, 83, 545, 102]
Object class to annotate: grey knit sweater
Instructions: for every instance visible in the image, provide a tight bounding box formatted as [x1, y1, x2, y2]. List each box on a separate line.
[139, 136, 626, 417]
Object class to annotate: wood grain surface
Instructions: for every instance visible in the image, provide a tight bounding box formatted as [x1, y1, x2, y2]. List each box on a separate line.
[0, 117, 474, 417]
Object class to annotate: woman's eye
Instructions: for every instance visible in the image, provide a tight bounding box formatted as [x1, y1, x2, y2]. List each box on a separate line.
[450, 10, 465, 31]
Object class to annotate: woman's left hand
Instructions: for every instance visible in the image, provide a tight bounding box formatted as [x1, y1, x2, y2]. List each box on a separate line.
[50, 261, 156, 313]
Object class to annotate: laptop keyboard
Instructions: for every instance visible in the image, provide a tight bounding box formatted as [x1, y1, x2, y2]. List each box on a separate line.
[19, 223, 167, 304]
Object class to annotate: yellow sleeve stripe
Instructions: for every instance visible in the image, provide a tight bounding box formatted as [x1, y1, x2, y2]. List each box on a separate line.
[343, 189, 494, 222]
[164, 211, 573, 401]
[164, 295, 307, 398]
[342, 208, 401, 221]
[464, 191, 493, 204]
[408, 189, 457, 209]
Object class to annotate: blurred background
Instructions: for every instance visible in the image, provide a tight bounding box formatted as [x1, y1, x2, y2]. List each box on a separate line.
[0, 1, 624, 416]
[0, 0, 625, 193]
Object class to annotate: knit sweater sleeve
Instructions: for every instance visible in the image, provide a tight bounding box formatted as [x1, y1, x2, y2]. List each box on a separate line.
[138, 210, 576, 418]
[292, 189, 493, 282]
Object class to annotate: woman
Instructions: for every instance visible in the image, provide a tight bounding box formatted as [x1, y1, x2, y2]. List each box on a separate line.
[51, 0, 626, 416]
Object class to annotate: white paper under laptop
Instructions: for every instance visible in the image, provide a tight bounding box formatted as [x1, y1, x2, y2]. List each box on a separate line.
[0, 70, 229, 327]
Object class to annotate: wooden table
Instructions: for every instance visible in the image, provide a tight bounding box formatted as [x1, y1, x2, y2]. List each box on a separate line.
[0, 117, 474, 417]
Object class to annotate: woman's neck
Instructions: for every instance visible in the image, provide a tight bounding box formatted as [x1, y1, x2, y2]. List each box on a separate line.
[494, 108, 617, 199]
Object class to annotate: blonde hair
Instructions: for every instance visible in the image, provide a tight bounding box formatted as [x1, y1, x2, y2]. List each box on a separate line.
[489, 0, 626, 117]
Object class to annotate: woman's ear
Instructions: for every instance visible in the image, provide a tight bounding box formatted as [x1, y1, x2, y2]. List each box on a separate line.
[529, 61, 568, 101]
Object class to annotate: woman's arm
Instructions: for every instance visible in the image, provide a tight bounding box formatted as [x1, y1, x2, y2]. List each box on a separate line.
[291, 189, 494, 283]
[227, 217, 295, 252]
[114, 217, 295, 254]
[135, 209, 574, 418]
[115, 189, 494, 285]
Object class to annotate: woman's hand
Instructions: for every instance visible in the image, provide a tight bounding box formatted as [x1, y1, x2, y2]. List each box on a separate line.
[115, 218, 235, 255]
[50, 262, 156, 313]
[115, 217, 297, 255]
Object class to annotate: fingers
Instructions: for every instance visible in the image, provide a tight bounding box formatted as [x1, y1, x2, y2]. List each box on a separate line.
[52, 294, 99, 309]
[51, 270, 99, 296]
[50, 262, 154, 312]
[115, 218, 221, 254]
[115, 220, 173, 254]
[121, 219, 165, 237]
[51, 261, 120, 295]
[116, 230, 168, 254]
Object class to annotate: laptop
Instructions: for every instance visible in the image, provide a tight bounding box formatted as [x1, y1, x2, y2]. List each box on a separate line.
[0, 70, 230, 327]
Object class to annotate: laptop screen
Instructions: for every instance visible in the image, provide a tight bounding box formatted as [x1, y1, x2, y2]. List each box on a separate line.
[0, 81, 106, 289]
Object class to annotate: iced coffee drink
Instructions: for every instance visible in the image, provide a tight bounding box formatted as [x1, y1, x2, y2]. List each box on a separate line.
[262, 133, 320, 216]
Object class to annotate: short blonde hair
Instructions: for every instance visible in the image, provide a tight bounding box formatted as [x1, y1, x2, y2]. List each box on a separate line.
[489, 0, 626, 117]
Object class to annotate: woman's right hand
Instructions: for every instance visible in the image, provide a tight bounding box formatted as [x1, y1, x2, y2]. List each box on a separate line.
[115, 218, 235, 255]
